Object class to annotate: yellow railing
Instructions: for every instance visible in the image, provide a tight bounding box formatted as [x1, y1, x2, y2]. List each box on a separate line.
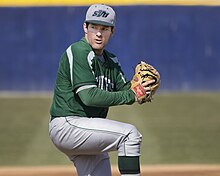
[1, 0, 220, 6]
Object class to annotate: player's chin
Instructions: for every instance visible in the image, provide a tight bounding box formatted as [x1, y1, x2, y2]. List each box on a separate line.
[92, 43, 105, 50]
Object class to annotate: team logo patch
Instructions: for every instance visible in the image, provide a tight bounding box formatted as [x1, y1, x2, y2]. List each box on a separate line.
[92, 10, 109, 18]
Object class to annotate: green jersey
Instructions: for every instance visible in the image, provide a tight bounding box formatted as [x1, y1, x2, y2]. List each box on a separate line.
[50, 37, 135, 118]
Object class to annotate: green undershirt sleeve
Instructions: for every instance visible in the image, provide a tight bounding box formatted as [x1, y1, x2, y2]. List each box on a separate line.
[78, 87, 136, 107]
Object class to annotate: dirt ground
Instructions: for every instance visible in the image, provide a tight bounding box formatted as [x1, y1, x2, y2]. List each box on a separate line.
[0, 165, 220, 176]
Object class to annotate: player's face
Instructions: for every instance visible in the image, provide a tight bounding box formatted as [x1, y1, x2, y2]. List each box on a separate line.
[84, 23, 113, 55]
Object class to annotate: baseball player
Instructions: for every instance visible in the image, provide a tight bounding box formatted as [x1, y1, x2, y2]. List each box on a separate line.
[49, 4, 159, 176]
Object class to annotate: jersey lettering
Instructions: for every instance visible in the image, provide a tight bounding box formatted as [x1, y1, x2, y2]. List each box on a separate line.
[96, 75, 114, 91]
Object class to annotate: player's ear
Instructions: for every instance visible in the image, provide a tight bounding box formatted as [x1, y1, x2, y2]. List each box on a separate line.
[83, 23, 88, 34]
[111, 27, 115, 37]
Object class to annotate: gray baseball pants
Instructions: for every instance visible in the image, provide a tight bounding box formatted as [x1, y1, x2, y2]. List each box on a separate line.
[49, 116, 142, 176]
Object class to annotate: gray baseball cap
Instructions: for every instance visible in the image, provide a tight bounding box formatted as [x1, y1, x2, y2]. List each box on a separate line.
[85, 4, 116, 27]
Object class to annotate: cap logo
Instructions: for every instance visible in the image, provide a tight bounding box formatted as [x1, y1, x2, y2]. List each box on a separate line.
[92, 10, 109, 18]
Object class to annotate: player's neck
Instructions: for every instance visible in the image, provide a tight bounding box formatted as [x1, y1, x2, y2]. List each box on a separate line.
[94, 49, 103, 56]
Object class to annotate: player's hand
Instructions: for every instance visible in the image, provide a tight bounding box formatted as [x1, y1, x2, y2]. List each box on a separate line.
[130, 61, 160, 104]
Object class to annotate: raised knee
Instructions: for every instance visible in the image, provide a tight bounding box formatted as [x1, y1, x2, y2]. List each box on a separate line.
[118, 124, 142, 156]
[128, 125, 142, 144]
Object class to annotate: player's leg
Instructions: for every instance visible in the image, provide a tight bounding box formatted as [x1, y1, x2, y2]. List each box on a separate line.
[70, 153, 111, 176]
[73, 116, 142, 175]
[49, 116, 142, 175]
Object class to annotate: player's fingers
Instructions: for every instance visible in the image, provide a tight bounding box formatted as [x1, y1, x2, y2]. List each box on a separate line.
[144, 86, 150, 91]
[144, 86, 151, 94]
[142, 79, 155, 87]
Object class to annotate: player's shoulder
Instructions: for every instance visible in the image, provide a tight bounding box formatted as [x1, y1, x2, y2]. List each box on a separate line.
[70, 37, 91, 53]
[64, 38, 96, 69]
[104, 50, 121, 67]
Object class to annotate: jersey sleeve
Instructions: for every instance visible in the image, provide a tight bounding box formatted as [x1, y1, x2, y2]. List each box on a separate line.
[67, 43, 97, 91]
[78, 87, 135, 107]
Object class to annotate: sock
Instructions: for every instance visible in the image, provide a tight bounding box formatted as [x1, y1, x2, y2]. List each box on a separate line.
[118, 156, 140, 174]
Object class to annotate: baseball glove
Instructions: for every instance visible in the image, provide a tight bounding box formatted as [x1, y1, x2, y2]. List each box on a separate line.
[131, 61, 160, 104]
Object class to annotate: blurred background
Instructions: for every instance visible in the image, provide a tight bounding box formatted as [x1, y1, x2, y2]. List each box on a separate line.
[0, 0, 220, 167]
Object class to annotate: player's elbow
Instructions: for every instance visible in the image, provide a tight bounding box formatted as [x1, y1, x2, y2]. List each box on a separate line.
[81, 97, 94, 106]
[78, 89, 95, 106]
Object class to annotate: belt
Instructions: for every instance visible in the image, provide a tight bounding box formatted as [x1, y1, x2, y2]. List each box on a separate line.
[50, 116, 60, 122]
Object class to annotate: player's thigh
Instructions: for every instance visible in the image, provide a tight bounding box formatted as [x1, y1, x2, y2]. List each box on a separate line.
[50, 116, 141, 155]
[65, 116, 140, 152]
[67, 116, 139, 137]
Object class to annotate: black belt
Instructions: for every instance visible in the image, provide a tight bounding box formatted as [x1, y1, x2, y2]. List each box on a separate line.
[50, 116, 59, 122]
